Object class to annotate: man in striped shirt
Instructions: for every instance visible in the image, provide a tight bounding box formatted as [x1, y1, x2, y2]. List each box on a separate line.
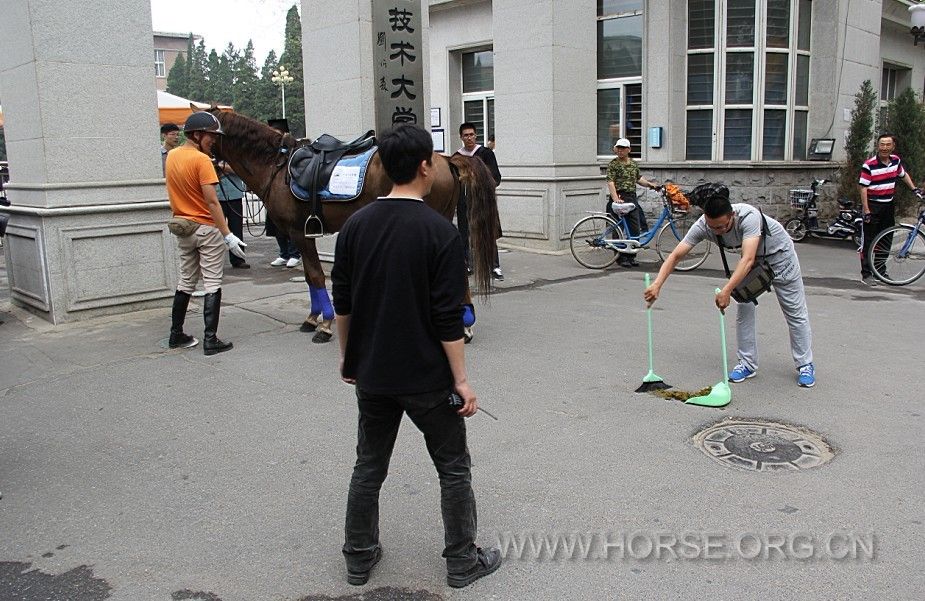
[858, 133, 919, 285]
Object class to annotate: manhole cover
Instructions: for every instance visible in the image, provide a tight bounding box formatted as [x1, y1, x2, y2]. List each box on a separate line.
[693, 419, 833, 472]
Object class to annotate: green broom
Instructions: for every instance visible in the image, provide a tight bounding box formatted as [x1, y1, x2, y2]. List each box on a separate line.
[686, 288, 732, 407]
[635, 273, 671, 393]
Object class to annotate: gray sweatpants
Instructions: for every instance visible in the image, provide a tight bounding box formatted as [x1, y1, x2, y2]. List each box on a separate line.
[735, 256, 813, 371]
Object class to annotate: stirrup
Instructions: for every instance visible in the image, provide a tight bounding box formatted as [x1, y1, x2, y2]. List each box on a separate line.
[303, 215, 325, 238]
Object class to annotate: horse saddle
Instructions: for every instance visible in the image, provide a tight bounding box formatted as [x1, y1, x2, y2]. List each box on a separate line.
[289, 145, 377, 203]
[288, 130, 376, 200]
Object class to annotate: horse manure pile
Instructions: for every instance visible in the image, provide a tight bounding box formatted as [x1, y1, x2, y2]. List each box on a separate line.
[651, 387, 713, 402]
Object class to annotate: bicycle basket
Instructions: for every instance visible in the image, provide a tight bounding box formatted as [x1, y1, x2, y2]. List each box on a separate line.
[664, 183, 690, 213]
[789, 189, 813, 207]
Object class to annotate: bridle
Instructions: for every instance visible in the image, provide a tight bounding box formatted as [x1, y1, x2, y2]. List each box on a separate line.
[258, 131, 292, 206]
[211, 120, 292, 210]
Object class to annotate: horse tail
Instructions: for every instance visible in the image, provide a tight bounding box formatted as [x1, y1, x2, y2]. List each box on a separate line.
[450, 154, 500, 300]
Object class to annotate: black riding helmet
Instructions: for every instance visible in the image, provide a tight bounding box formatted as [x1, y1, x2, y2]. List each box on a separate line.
[184, 111, 224, 135]
[688, 182, 729, 207]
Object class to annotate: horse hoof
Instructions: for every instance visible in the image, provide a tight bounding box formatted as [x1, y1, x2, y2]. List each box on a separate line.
[463, 327, 473, 344]
[299, 321, 317, 332]
[312, 331, 333, 344]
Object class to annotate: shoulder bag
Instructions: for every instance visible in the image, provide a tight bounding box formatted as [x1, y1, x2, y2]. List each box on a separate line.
[716, 210, 775, 305]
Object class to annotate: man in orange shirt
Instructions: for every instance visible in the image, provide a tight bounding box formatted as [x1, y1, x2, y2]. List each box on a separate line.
[165, 111, 247, 355]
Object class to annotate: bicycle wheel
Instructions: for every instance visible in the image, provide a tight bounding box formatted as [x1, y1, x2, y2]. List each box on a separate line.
[784, 217, 807, 242]
[655, 216, 710, 271]
[569, 215, 623, 269]
[867, 224, 925, 286]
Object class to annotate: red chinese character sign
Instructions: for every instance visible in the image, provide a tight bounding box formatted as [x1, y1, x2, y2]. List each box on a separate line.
[372, 0, 425, 135]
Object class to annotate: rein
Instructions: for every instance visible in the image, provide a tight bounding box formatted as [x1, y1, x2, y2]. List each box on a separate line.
[256, 131, 292, 208]
[215, 127, 292, 211]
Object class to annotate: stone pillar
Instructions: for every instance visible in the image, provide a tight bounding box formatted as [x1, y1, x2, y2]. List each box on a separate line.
[301, 0, 430, 138]
[300, 0, 430, 259]
[301, 0, 376, 138]
[0, 0, 176, 323]
[814, 0, 883, 163]
[492, 0, 602, 251]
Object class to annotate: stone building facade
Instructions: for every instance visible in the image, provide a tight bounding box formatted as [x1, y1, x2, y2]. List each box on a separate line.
[305, 0, 925, 251]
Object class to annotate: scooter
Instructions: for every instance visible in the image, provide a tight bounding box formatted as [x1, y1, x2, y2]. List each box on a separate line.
[783, 178, 861, 247]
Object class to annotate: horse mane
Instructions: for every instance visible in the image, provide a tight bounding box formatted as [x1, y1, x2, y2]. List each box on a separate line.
[215, 111, 294, 163]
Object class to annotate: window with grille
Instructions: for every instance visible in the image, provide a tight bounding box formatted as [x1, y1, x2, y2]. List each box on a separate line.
[461, 49, 494, 146]
[685, 0, 811, 161]
[596, 1, 644, 157]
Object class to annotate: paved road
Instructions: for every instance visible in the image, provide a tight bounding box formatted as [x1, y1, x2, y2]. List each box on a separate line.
[0, 233, 922, 600]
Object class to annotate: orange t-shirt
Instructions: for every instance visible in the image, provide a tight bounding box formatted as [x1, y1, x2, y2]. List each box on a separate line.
[165, 145, 219, 226]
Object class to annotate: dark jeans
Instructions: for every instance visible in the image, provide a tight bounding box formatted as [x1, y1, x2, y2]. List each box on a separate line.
[219, 198, 246, 266]
[613, 190, 648, 236]
[609, 190, 646, 262]
[456, 192, 500, 269]
[343, 387, 478, 574]
[861, 201, 895, 277]
[275, 234, 300, 260]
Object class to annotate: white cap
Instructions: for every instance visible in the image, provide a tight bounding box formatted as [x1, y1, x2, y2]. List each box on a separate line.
[614, 138, 631, 149]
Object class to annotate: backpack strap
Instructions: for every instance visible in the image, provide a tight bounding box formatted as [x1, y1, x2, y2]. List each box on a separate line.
[716, 207, 769, 278]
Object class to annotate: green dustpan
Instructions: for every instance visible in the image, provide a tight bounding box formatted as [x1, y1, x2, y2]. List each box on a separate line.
[635, 273, 671, 393]
[686, 288, 732, 408]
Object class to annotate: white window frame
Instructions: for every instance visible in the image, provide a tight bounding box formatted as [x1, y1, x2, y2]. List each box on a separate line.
[880, 62, 911, 105]
[155, 49, 166, 78]
[596, 4, 644, 157]
[460, 48, 494, 146]
[685, 0, 810, 161]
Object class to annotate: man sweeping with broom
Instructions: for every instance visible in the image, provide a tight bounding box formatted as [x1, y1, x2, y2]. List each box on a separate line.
[643, 183, 816, 388]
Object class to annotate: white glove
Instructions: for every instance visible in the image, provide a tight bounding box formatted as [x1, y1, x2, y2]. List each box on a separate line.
[224, 233, 247, 259]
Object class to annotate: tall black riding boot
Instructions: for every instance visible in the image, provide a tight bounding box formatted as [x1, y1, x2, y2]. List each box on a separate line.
[168, 291, 198, 348]
[202, 289, 233, 355]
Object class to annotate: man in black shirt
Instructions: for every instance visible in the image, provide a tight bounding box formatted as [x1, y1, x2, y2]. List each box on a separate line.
[332, 124, 501, 589]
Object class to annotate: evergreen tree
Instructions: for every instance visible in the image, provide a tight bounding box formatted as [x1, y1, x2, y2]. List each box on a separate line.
[204, 48, 222, 103]
[165, 51, 188, 97]
[879, 88, 925, 214]
[215, 43, 239, 105]
[256, 50, 280, 124]
[837, 80, 877, 204]
[278, 4, 305, 137]
[187, 39, 209, 102]
[232, 40, 261, 118]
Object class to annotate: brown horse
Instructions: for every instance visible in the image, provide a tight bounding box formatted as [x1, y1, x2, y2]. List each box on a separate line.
[210, 109, 499, 343]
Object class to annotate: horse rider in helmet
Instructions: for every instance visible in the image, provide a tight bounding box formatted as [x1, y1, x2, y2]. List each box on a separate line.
[164, 111, 247, 355]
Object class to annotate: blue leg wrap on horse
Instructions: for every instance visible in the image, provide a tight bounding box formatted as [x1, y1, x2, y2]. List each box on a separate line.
[316, 287, 335, 320]
[308, 285, 320, 315]
[462, 304, 476, 327]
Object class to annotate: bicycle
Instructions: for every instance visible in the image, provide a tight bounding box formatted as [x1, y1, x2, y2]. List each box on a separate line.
[568, 186, 711, 271]
[866, 190, 925, 286]
[783, 178, 861, 246]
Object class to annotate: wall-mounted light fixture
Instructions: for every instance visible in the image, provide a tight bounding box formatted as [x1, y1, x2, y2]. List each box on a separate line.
[910, 3, 925, 46]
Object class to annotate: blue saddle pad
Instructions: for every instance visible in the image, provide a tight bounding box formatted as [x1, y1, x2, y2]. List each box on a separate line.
[289, 147, 377, 202]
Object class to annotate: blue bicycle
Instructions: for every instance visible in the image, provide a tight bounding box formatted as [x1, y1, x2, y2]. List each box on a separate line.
[568, 187, 711, 271]
[867, 191, 925, 285]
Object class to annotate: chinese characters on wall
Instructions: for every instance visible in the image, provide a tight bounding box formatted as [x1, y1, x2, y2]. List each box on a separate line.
[372, 0, 426, 135]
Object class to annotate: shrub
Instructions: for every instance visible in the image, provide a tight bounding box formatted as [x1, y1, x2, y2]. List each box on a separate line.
[837, 80, 877, 204]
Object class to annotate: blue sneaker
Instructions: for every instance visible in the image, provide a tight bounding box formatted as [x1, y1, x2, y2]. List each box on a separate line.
[798, 363, 815, 388]
[728, 363, 757, 383]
